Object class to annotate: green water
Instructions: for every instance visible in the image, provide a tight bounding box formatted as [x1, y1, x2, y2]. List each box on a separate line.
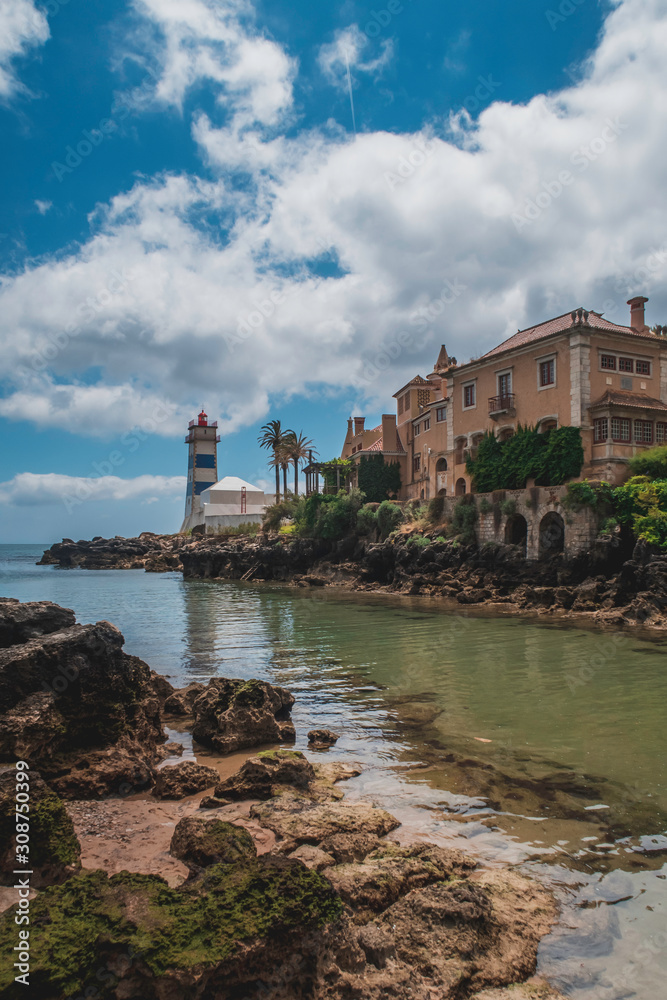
[1, 544, 666, 998]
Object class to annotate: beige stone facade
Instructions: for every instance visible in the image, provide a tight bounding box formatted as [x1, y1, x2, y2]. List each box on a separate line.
[342, 297, 667, 499]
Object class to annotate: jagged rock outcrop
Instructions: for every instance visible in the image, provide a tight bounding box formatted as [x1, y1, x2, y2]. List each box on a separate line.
[0, 769, 81, 887]
[38, 532, 187, 571]
[308, 729, 340, 747]
[191, 677, 296, 753]
[152, 761, 220, 800]
[0, 598, 76, 648]
[170, 817, 257, 869]
[212, 749, 316, 801]
[0, 604, 166, 798]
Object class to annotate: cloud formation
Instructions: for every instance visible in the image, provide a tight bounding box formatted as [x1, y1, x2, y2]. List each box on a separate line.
[0, 472, 185, 506]
[318, 24, 394, 90]
[0, 0, 49, 99]
[1, 0, 667, 442]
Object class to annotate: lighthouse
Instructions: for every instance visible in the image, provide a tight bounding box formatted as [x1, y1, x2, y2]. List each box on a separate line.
[180, 409, 220, 532]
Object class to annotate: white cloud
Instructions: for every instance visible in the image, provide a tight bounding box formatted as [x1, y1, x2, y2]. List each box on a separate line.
[318, 24, 393, 90]
[124, 0, 296, 125]
[34, 199, 52, 214]
[0, 0, 49, 99]
[1, 0, 667, 441]
[0, 472, 186, 506]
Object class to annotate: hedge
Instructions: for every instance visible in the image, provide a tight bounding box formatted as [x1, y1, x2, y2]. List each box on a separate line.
[466, 425, 583, 492]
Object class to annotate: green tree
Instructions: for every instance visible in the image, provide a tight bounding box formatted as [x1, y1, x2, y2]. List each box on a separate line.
[258, 420, 293, 502]
[284, 432, 316, 496]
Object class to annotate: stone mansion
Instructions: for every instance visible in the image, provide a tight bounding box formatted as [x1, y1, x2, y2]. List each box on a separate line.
[341, 296, 667, 499]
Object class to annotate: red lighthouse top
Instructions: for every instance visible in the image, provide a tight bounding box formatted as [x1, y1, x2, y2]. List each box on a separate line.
[198, 409, 208, 427]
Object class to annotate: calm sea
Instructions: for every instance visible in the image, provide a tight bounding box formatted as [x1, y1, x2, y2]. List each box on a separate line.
[1, 543, 665, 998]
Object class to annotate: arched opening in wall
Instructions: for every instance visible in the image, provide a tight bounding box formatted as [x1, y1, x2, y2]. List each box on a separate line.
[470, 433, 484, 459]
[455, 478, 467, 497]
[504, 514, 528, 555]
[539, 420, 557, 433]
[539, 512, 565, 556]
[499, 427, 515, 442]
[438, 488, 446, 496]
[454, 439, 466, 465]
[436, 458, 448, 472]
[435, 456, 448, 495]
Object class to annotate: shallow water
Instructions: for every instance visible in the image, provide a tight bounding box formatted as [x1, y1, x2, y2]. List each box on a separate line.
[1, 543, 666, 998]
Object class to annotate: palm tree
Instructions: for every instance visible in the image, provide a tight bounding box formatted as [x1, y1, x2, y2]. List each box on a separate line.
[258, 420, 293, 502]
[284, 432, 316, 496]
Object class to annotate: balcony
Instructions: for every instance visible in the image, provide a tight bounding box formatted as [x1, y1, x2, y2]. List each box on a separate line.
[488, 393, 516, 418]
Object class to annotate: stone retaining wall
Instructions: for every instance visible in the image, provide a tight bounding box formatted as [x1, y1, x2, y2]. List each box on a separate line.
[435, 485, 598, 560]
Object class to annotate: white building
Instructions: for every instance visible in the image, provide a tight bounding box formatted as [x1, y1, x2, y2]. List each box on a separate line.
[186, 476, 275, 533]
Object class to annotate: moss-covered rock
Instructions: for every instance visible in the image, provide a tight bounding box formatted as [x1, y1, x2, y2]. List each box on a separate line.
[170, 817, 257, 868]
[0, 769, 80, 887]
[0, 858, 343, 998]
[191, 677, 296, 753]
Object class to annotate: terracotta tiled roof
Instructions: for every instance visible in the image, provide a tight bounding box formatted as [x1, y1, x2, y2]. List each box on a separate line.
[392, 375, 431, 397]
[364, 429, 406, 454]
[588, 389, 667, 412]
[482, 309, 646, 360]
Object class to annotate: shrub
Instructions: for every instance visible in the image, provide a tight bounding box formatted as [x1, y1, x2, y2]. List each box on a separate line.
[357, 455, 402, 502]
[356, 505, 378, 536]
[500, 498, 516, 517]
[610, 476, 667, 549]
[426, 494, 446, 524]
[628, 445, 667, 480]
[479, 497, 493, 514]
[467, 425, 584, 491]
[564, 479, 612, 510]
[407, 534, 431, 548]
[377, 501, 404, 540]
[451, 499, 478, 545]
[262, 497, 300, 531]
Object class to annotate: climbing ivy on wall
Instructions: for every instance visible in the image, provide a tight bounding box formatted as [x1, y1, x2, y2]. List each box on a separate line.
[466, 425, 584, 492]
[357, 455, 402, 503]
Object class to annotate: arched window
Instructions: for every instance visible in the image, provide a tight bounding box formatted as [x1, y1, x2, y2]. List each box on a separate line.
[455, 477, 467, 497]
[435, 457, 448, 472]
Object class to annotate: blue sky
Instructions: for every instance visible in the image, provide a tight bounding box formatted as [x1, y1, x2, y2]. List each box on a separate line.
[0, 0, 665, 542]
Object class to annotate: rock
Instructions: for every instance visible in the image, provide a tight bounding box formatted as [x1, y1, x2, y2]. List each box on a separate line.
[0, 599, 76, 648]
[0, 861, 343, 998]
[191, 677, 296, 753]
[288, 844, 335, 871]
[250, 791, 400, 849]
[308, 728, 340, 747]
[213, 750, 315, 801]
[470, 983, 568, 1000]
[325, 842, 476, 923]
[149, 669, 175, 708]
[170, 816, 257, 868]
[152, 761, 220, 800]
[0, 769, 80, 888]
[319, 831, 385, 863]
[0, 605, 165, 798]
[163, 681, 206, 716]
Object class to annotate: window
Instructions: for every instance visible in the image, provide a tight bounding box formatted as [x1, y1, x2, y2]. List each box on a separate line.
[611, 417, 631, 442]
[594, 418, 608, 443]
[635, 420, 653, 444]
[539, 359, 555, 386]
[397, 395, 404, 415]
[619, 358, 634, 373]
[657, 423, 667, 444]
[498, 372, 512, 396]
[463, 383, 476, 408]
[402, 393, 410, 413]
[414, 423, 420, 436]
[436, 406, 447, 422]
[423, 418, 430, 431]
[600, 355, 617, 370]
[413, 455, 421, 473]
[636, 360, 651, 376]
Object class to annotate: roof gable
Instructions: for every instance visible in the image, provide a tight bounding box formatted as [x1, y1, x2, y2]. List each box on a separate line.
[481, 309, 646, 360]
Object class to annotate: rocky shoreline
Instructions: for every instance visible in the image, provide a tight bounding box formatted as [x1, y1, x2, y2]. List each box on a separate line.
[40, 529, 667, 628]
[0, 598, 568, 999]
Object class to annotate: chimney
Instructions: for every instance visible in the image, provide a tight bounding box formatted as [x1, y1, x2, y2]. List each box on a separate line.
[628, 296, 649, 332]
[354, 417, 365, 436]
[381, 414, 398, 452]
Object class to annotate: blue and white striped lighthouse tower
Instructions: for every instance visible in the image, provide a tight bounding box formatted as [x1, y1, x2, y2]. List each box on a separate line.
[180, 409, 219, 531]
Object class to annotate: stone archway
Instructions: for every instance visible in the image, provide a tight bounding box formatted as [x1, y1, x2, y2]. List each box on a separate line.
[455, 478, 467, 497]
[504, 513, 528, 555]
[436, 457, 448, 495]
[539, 511, 565, 556]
